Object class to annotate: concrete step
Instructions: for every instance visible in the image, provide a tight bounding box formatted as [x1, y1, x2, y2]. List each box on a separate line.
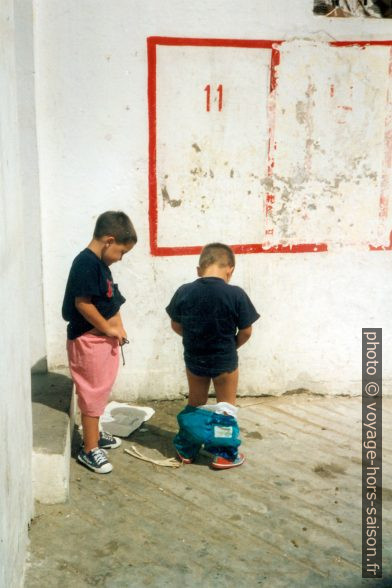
[31, 372, 74, 504]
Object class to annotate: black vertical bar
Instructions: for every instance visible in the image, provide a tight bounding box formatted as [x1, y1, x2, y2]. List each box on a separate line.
[362, 328, 382, 578]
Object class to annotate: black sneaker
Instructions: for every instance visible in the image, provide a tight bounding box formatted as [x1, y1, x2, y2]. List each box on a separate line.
[98, 431, 122, 450]
[313, 1, 334, 14]
[77, 447, 113, 474]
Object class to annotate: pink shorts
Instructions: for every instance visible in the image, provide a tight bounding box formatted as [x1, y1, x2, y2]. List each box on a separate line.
[67, 332, 119, 417]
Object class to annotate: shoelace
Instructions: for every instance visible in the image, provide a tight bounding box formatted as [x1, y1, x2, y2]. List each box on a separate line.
[100, 431, 113, 442]
[124, 446, 181, 468]
[90, 448, 108, 465]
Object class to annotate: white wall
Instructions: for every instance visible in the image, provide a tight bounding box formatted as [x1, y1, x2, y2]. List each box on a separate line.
[34, 0, 392, 399]
[0, 1, 34, 586]
[15, 0, 46, 372]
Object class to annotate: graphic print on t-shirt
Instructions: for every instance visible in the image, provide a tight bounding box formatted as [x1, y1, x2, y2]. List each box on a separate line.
[106, 279, 113, 298]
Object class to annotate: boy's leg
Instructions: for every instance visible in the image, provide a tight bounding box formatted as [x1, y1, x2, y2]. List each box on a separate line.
[212, 368, 239, 405]
[82, 414, 100, 453]
[186, 368, 211, 406]
[209, 368, 244, 468]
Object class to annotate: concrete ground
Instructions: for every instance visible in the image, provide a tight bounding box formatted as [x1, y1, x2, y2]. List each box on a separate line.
[25, 394, 391, 588]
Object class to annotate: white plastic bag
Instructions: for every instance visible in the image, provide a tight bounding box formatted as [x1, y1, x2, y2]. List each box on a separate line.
[197, 402, 238, 418]
[100, 401, 155, 437]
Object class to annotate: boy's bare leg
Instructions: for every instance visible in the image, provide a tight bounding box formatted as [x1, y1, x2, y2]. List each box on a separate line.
[212, 368, 239, 405]
[186, 369, 211, 406]
[82, 414, 100, 453]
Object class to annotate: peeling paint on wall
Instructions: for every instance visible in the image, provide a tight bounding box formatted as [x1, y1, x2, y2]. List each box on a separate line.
[161, 185, 182, 208]
[266, 40, 392, 250]
[150, 38, 392, 253]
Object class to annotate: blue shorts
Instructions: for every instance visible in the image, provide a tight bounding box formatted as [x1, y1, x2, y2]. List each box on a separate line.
[185, 362, 238, 379]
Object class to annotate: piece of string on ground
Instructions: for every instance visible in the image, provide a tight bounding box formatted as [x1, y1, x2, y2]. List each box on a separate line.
[124, 446, 182, 468]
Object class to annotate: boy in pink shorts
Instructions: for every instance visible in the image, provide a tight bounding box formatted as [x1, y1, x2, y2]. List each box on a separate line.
[62, 211, 137, 473]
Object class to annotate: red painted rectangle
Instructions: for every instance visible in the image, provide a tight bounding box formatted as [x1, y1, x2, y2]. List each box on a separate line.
[148, 37, 392, 255]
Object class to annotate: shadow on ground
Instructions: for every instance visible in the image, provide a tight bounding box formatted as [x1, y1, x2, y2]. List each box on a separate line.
[71, 399, 213, 467]
[31, 370, 73, 414]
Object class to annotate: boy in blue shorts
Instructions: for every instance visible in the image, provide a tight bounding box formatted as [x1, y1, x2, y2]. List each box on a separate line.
[166, 243, 260, 469]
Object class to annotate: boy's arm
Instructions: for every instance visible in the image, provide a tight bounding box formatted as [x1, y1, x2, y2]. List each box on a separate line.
[107, 310, 125, 329]
[106, 311, 128, 341]
[75, 297, 126, 343]
[171, 320, 183, 336]
[236, 325, 252, 349]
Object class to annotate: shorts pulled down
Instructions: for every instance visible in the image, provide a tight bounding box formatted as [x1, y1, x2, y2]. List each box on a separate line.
[67, 332, 119, 417]
[174, 405, 241, 461]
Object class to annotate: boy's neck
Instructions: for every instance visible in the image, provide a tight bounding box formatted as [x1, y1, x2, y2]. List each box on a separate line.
[87, 238, 105, 260]
[198, 263, 234, 283]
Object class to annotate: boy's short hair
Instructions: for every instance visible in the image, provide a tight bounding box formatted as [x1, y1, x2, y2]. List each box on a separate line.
[93, 211, 137, 244]
[198, 243, 235, 271]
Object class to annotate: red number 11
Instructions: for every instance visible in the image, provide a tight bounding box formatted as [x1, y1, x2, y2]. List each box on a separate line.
[204, 84, 223, 112]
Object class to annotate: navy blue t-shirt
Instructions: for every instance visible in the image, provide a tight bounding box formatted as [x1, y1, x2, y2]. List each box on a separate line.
[166, 277, 260, 371]
[62, 248, 125, 340]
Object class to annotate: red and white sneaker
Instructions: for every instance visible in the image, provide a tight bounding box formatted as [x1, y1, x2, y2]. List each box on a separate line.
[210, 453, 245, 470]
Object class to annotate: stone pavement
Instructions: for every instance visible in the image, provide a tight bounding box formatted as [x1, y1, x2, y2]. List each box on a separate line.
[25, 394, 392, 588]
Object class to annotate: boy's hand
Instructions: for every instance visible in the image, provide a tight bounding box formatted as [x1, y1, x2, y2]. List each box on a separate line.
[105, 324, 128, 344]
[75, 299, 127, 344]
[236, 326, 252, 349]
[105, 311, 127, 343]
[171, 320, 183, 336]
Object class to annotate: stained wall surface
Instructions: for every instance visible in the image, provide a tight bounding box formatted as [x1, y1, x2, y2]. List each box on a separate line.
[15, 0, 46, 373]
[34, 0, 392, 398]
[0, 1, 34, 586]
